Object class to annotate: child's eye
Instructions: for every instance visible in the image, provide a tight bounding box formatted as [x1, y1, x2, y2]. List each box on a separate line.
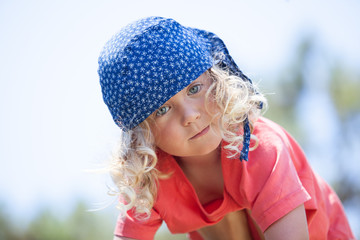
[188, 84, 202, 95]
[156, 106, 170, 116]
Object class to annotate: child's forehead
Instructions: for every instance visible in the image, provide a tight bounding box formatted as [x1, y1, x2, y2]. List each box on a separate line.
[189, 72, 209, 84]
[173, 71, 209, 92]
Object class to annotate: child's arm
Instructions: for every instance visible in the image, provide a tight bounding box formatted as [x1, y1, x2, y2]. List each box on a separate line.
[263, 204, 309, 240]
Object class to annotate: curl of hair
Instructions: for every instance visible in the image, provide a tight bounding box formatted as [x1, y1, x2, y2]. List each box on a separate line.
[109, 120, 159, 220]
[206, 65, 267, 157]
[108, 65, 267, 219]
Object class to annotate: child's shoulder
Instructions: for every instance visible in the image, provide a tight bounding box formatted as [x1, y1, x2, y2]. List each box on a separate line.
[249, 117, 300, 165]
[253, 117, 292, 145]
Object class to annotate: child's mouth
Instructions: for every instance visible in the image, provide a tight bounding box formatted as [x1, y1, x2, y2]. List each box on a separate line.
[190, 126, 210, 140]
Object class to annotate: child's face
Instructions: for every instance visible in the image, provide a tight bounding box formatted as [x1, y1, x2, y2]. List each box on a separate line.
[149, 72, 222, 158]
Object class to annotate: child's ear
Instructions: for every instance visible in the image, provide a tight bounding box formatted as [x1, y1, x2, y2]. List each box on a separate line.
[249, 120, 254, 134]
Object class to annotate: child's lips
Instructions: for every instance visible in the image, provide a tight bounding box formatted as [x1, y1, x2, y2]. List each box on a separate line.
[190, 126, 210, 140]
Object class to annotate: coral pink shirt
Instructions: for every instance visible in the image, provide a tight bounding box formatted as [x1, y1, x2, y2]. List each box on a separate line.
[114, 117, 354, 239]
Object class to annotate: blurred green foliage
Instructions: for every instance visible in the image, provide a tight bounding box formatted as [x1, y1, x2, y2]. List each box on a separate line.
[0, 200, 187, 240]
[330, 67, 360, 120]
[262, 38, 315, 143]
[0, 201, 115, 240]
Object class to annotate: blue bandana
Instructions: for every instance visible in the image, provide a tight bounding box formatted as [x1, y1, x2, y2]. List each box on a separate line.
[98, 16, 255, 161]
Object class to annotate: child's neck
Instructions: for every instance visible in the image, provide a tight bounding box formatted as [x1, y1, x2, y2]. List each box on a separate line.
[175, 143, 221, 168]
[175, 144, 224, 205]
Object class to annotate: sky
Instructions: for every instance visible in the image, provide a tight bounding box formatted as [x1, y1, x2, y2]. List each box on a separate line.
[0, 0, 360, 231]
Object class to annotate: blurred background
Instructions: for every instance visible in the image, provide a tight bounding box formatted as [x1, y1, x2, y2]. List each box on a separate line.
[0, 0, 359, 239]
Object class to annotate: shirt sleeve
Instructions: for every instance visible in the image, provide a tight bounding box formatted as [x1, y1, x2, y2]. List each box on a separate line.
[114, 207, 163, 240]
[245, 121, 311, 232]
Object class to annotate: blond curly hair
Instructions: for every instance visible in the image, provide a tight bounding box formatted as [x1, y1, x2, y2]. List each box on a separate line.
[108, 65, 267, 219]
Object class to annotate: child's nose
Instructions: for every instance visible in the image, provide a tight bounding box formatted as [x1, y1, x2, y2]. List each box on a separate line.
[181, 105, 200, 126]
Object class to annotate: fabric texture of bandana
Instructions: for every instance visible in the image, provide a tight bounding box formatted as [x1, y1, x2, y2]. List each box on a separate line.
[98, 16, 255, 161]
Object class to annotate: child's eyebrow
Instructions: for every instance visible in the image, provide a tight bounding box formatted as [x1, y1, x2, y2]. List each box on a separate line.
[192, 75, 208, 84]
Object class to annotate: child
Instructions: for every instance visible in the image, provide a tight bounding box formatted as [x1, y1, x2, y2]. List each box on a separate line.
[98, 17, 355, 239]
